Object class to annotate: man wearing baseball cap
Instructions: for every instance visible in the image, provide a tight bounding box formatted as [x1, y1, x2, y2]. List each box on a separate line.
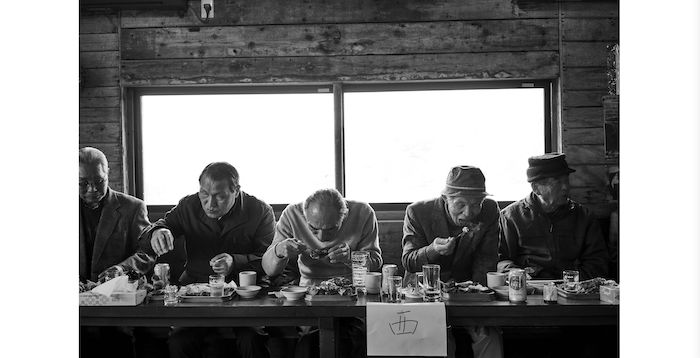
[402, 165, 503, 358]
[498, 153, 609, 280]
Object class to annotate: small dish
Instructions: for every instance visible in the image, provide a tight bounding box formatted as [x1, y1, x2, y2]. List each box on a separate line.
[235, 285, 261, 299]
[280, 286, 307, 301]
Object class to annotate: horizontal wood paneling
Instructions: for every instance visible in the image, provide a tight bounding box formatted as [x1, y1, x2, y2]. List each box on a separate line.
[561, 3, 619, 18]
[562, 42, 611, 67]
[84, 68, 120, 87]
[80, 107, 121, 123]
[561, 18, 619, 42]
[121, 51, 559, 85]
[79, 123, 121, 143]
[79, 87, 121, 98]
[121, 19, 558, 60]
[563, 107, 604, 128]
[569, 164, 608, 188]
[120, 0, 557, 28]
[79, 142, 122, 161]
[562, 67, 607, 90]
[80, 51, 120, 68]
[565, 144, 606, 164]
[563, 127, 605, 145]
[80, 14, 119, 34]
[562, 90, 608, 107]
[79, 96, 120, 108]
[79, 33, 119, 52]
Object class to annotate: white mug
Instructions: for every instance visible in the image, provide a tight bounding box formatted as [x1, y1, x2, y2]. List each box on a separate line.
[486, 272, 507, 288]
[239, 271, 257, 287]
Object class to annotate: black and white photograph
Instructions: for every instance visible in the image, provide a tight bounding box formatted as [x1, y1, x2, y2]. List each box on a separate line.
[1, 0, 698, 357]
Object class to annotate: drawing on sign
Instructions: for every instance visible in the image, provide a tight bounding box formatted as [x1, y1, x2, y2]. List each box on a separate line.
[389, 310, 419, 335]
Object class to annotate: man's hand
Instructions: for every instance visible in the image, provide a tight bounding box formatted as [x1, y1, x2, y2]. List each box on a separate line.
[523, 266, 543, 280]
[150, 228, 174, 256]
[98, 265, 124, 283]
[274, 238, 306, 259]
[210, 253, 234, 275]
[432, 237, 457, 256]
[327, 242, 350, 264]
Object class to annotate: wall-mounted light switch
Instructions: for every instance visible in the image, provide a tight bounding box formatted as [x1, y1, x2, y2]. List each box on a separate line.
[201, 0, 214, 19]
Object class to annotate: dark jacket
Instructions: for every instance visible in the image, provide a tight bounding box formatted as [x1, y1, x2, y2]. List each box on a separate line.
[498, 192, 609, 280]
[138, 191, 275, 285]
[402, 197, 500, 284]
[79, 188, 151, 282]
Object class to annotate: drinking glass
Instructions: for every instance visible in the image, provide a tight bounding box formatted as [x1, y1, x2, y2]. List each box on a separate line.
[163, 285, 179, 306]
[209, 274, 225, 297]
[351, 250, 370, 289]
[387, 276, 403, 303]
[562, 270, 580, 290]
[422, 264, 441, 302]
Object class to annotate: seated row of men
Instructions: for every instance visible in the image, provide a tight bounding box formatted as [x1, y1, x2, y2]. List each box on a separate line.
[79, 146, 613, 358]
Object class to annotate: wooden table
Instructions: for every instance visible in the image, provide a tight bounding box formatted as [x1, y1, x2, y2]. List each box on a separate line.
[80, 294, 618, 357]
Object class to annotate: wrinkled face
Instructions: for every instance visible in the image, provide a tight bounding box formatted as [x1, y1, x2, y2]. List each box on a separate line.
[79, 163, 108, 208]
[533, 175, 570, 211]
[305, 203, 344, 242]
[198, 176, 236, 219]
[445, 195, 485, 227]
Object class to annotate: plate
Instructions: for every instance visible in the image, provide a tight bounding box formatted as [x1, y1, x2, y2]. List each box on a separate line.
[180, 288, 235, 303]
[556, 287, 600, 300]
[444, 291, 495, 302]
[304, 294, 356, 302]
[528, 280, 563, 294]
[491, 285, 537, 299]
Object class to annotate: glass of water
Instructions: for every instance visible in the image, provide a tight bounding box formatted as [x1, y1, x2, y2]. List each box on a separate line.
[422, 264, 441, 302]
[351, 250, 370, 290]
[387, 276, 403, 303]
[163, 285, 179, 306]
[209, 274, 225, 297]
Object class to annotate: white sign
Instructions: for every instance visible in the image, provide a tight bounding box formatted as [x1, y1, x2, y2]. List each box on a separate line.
[366, 302, 447, 357]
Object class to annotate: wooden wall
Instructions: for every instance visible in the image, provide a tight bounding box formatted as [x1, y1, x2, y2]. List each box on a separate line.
[79, 0, 619, 271]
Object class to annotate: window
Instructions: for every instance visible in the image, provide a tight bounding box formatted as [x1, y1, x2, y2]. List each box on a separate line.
[128, 81, 553, 206]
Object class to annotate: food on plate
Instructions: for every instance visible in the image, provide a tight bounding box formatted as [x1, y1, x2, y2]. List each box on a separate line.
[307, 277, 356, 296]
[558, 277, 611, 294]
[79, 280, 98, 293]
[442, 280, 494, 294]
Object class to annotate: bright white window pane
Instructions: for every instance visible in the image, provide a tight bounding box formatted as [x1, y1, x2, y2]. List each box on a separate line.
[344, 89, 544, 203]
[141, 93, 334, 205]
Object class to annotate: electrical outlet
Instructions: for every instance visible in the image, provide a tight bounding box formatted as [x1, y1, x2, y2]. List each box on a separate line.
[201, 0, 214, 19]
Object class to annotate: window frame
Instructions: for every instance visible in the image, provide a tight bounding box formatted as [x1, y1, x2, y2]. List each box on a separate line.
[124, 79, 557, 212]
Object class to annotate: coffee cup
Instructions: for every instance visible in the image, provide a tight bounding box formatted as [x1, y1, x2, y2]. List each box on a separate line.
[239, 271, 257, 287]
[486, 272, 507, 288]
[364, 272, 382, 294]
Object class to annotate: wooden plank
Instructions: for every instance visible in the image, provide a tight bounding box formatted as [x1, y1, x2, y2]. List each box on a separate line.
[80, 107, 121, 123]
[80, 87, 121, 98]
[84, 68, 120, 87]
[563, 127, 605, 145]
[80, 96, 120, 108]
[568, 164, 608, 187]
[563, 107, 604, 128]
[563, 67, 607, 90]
[561, 2, 619, 18]
[79, 123, 121, 143]
[563, 90, 608, 107]
[80, 14, 119, 34]
[562, 18, 618, 42]
[107, 161, 123, 183]
[121, 19, 558, 60]
[79, 33, 119, 52]
[120, 0, 558, 28]
[121, 51, 559, 85]
[564, 144, 606, 164]
[562, 42, 612, 67]
[80, 51, 120, 68]
[78, 142, 122, 161]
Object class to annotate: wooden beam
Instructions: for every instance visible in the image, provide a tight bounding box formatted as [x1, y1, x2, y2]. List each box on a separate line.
[80, 96, 120, 108]
[121, 51, 559, 85]
[80, 51, 120, 68]
[563, 67, 607, 90]
[563, 107, 604, 128]
[561, 2, 619, 18]
[120, 0, 558, 28]
[84, 68, 120, 87]
[562, 42, 612, 67]
[79, 33, 119, 52]
[80, 107, 121, 123]
[121, 19, 558, 60]
[563, 127, 605, 145]
[562, 18, 618, 42]
[79, 123, 121, 143]
[563, 90, 608, 107]
[80, 87, 121, 98]
[80, 14, 119, 34]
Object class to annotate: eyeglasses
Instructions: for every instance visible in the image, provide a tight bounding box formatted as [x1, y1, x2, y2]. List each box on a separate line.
[79, 178, 106, 189]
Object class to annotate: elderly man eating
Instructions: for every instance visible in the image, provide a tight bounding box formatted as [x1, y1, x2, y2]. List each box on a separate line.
[137, 162, 275, 358]
[262, 188, 382, 358]
[497, 153, 609, 280]
[402, 165, 503, 358]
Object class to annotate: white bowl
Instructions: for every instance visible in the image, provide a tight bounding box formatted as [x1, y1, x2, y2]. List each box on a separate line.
[280, 286, 307, 301]
[235, 285, 261, 299]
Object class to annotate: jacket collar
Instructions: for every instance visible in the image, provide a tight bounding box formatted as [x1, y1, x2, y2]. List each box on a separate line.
[524, 191, 577, 216]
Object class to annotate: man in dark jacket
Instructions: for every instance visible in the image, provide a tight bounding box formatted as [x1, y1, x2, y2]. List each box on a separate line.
[138, 162, 275, 358]
[79, 146, 152, 358]
[498, 153, 609, 280]
[402, 166, 503, 358]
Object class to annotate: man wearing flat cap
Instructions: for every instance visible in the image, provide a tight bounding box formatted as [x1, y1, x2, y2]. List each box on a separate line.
[402, 165, 503, 358]
[498, 153, 609, 280]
